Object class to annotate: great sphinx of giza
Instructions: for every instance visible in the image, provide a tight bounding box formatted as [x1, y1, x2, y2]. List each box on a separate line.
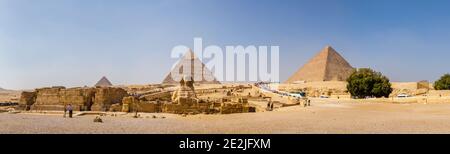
[171, 75, 198, 105]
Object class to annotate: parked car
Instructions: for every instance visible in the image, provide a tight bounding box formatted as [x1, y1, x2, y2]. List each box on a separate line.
[319, 95, 329, 98]
[397, 93, 410, 98]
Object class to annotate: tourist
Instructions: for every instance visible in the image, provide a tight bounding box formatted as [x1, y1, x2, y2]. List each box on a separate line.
[63, 104, 67, 118]
[67, 104, 73, 118]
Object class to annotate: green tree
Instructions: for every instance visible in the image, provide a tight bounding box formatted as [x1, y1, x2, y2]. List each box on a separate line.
[434, 74, 450, 90]
[346, 68, 393, 98]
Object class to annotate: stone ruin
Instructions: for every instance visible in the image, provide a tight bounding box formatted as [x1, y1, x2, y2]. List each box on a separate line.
[120, 76, 256, 115]
[91, 87, 129, 111]
[18, 77, 256, 115]
[19, 86, 128, 111]
[121, 96, 163, 113]
[18, 91, 36, 110]
[220, 97, 255, 114]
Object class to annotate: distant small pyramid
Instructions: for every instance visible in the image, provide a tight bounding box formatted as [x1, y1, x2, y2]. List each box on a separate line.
[95, 76, 113, 87]
[162, 49, 220, 84]
[285, 46, 354, 83]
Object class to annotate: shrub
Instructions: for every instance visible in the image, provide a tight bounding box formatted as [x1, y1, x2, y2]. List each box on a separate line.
[346, 68, 393, 98]
[434, 74, 450, 90]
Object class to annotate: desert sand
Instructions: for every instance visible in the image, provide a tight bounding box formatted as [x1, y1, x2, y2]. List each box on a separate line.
[2, 98, 450, 134]
[0, 90, 20, 103]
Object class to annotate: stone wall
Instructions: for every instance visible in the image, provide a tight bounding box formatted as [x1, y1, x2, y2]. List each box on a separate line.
[32, 87, 97, 111]
[220, 103, 255, 114]
[60, 88, 96, 111]
[91, 87, 129, 111]
[22, 85, 257, 114]
[122, 96, 163, 113]
[417, 81, 431, 90]
[32, 87, 66, 111]
[18, 91, 36, 110]
[121, 96, 139, 112]
[25, 87, 128, 111]
[162, 102, 217, 114]
[428, 90, 450, 97]
[280, 81, 434, 97]
[136, 101, 162, 113]
[140, 91, 171, 101]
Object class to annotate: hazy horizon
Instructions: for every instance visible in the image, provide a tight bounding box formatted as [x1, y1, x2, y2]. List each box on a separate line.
[1, 0, 450, 90]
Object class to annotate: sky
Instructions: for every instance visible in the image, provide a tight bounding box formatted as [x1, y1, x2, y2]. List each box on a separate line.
[1, 0, 450, 90]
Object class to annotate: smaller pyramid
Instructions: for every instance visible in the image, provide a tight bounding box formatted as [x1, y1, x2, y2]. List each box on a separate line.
[95, 76, 113, 87]
[285, 46, 354, 83]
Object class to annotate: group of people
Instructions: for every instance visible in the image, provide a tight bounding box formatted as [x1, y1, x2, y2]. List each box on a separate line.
[63, 104, 73, 118]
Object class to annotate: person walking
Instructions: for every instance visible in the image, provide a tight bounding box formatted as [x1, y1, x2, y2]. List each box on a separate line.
[67, 104, 73, 118]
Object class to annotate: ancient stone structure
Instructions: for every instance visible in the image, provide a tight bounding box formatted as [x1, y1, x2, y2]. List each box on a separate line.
[18, 91, 36, 110]
[220, 97, 254, 114]
[122, 96, 139, 112]
[32, 87, 67, 111]
[417, 80, 431, 90]
[163, 76, 210, 114]
[285, 46, 354, 83]
[121, 96, 164, 113]
[139, 91, 171, 102]
[91, 87, 129, 111]
[162, 49, 220, 84]
[171, 76, 198, 105]
[95, 76, 113, 87]
[23, 86, 128, 111]
[19, 77, 255, 114]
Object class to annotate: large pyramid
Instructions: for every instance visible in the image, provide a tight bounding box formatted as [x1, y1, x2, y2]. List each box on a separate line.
[95, 76, 113, 87]
[285, 46, 354, 83]
[162, 49, 220, 84]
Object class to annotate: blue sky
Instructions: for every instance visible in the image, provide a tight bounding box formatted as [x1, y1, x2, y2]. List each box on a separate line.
[1, 0, 450, 89]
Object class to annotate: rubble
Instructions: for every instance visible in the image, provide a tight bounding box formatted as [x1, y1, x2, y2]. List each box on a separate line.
[93, 116, 103, 123]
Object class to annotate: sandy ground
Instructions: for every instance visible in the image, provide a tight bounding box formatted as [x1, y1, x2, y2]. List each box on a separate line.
[0, 90, 20, 102]
[2, 99, 450, 134]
